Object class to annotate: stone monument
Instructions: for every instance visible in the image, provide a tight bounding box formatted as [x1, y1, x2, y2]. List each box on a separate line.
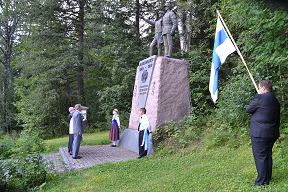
[117, 2, 188, 156]
[117, 56, 191, 156]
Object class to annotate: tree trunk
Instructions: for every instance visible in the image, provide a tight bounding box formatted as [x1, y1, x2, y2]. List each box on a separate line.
[77, 0, 85, 100]
[177, 10, 187, 51]
[135, 0, 140, 37]
[176, 0, 193, 52]
[1, 20, 16, 133]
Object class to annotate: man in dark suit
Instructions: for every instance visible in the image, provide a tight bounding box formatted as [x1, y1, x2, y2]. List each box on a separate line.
[72, 104, 83, 159]
[246, 80, 280, 186]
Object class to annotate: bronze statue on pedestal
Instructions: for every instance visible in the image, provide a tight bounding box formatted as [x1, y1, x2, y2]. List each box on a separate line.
[140, 11, 165, 56]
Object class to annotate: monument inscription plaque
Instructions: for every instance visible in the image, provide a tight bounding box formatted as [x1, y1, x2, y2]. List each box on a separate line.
[138, 55, 157, 108]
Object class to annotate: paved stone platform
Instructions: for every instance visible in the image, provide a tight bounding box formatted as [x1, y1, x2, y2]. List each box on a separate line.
[2, 145, 138, 177]
[43, 153, 66, 173]
[56, 145, 139, 171]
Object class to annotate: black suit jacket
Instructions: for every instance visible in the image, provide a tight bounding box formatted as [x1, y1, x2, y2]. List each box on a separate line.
[68, 114, 72, 127]
[246, 91, 280, 138]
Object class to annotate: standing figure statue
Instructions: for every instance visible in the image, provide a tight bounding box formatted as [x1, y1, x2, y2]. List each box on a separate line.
[162, 2, 177, 58]
[140, 11, 165, 56]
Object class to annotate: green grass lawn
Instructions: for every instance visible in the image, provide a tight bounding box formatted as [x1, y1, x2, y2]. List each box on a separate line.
[40, 133, 288, 192]
[44, 131, 111, 153]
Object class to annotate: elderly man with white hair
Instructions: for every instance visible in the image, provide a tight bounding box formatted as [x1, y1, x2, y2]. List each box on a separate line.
[72, 104, 84, 159]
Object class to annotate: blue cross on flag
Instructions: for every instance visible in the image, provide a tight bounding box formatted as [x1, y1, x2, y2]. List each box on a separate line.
[209, 17, 236, 103]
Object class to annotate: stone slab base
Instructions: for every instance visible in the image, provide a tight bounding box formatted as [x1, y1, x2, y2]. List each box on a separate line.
[117, 129, 153, 157]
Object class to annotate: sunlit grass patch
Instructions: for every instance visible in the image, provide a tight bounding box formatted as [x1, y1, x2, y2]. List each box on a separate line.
[44, 131, 111, 153]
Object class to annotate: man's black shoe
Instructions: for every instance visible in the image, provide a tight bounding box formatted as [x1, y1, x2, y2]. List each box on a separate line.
[137, 156, 142, 159]
[110, 145, 116, 147]
[72, 156, 82, 159]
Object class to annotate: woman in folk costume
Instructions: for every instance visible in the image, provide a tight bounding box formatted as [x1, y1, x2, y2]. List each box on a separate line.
[109, 109, 120, 147]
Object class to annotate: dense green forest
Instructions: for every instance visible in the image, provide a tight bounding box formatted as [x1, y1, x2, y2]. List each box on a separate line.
[0, 0, 288, 141]
[1, 0, 288, 190]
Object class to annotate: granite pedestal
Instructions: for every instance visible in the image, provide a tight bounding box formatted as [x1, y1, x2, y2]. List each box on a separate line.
[119, 56, 191, 156]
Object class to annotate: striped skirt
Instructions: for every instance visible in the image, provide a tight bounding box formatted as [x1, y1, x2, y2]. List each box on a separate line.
[109, 122, 119, 141]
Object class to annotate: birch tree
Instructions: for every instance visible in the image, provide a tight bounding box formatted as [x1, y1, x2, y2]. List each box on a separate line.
[176, 0, 194, 52]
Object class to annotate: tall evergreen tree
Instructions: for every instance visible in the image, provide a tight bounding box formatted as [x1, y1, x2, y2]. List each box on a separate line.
[0, 0, 24, 133]
[14, 0, 89, 138]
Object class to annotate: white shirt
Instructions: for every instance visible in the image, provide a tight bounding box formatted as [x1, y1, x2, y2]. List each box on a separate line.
[69, 117, 73, 134]
[139, 114, 150, 131]
[113, 115, 120, 127]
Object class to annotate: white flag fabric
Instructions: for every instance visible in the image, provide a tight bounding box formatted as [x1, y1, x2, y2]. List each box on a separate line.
[209, 17, 236, 103]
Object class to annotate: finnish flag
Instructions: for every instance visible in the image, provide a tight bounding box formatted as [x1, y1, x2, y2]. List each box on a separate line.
[209, 17, 236, 103]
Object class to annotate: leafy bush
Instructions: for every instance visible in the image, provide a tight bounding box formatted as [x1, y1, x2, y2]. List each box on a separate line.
[0, 134, 17, 160]
[201, 75, 254, 149]
[153, 115, 201, 157]
[0, 130, 50, 191]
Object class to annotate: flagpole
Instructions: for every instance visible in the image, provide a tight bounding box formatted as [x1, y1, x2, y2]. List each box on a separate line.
[216, 10, 259, 93]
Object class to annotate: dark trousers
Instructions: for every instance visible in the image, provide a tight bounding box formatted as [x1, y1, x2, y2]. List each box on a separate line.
[68, 134, 74, 152]
[251, 137, 277, 186]
[138, 130, 147, 157]
[72, 134, 82, 158]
